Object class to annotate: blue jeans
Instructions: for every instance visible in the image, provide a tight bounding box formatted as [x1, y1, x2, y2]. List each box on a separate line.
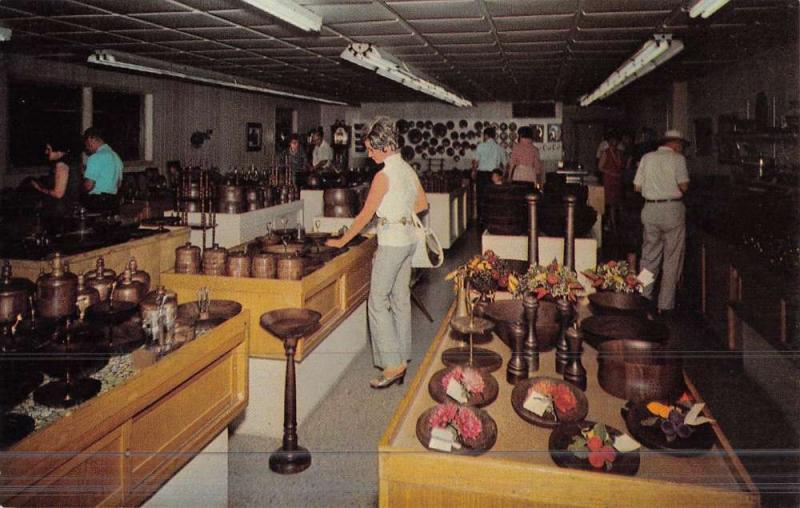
[368, 243, 416, 369]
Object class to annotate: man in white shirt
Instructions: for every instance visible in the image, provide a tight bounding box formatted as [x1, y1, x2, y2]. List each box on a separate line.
[633, 129, 690, 315]
[471, 127, 507, 225]
[311, 129, 334, 170]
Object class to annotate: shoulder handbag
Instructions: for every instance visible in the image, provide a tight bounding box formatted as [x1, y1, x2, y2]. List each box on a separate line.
[411, 214, 444, 268]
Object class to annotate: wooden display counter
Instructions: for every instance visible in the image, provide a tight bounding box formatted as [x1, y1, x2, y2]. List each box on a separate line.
[161, 236, 377, 360]
[7, 227, 189, 288]
[378, 305, 759, 507]
[167, 201, 303, 249]
[0, 311, 249, 507]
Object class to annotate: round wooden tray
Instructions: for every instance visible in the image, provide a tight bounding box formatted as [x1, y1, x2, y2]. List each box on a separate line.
[549, 421, 641, 476]
[441, 347, 503, 372]
[511, 377, 589, 428]
[622, 402, 715, 457]
[416, 405, 497, 456]
[428, 367, 499, 408]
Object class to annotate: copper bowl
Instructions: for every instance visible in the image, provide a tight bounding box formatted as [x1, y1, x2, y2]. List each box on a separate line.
[588, 292, 651, 316]
[259, 308, 321, 340]
[596, 339, 684, 402]
[482, 299, 558, 351]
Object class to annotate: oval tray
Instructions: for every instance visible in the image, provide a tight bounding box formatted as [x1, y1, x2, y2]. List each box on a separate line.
[428, 367, 499, 408]
[511, 376, 589, 428]
[622, 402, 715, 457]
[415, 405, 497, 456]
[549, 421, 641, 476]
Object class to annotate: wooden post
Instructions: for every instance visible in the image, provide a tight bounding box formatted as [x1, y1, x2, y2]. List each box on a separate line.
[564, 194, 576, 272]
[526, 193, 539, 266]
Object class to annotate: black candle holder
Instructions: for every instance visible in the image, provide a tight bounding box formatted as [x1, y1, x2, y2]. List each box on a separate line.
[555, 299, 573, 375]
[506, 320, 528, 385]
[523, 293, 539, 375]
[563, 326, 587, 391]
[260, 308, 321, 475]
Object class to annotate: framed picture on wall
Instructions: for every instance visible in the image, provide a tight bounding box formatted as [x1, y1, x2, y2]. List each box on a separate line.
[547, 124, 562, 142]
[354, 122, 366, 153]
[531, 124, 544, 142]
[246, 122, 262, 152]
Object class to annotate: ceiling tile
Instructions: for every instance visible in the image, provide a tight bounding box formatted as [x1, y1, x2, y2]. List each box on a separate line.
[579, 11, 670, 29]
[305, 3, 394, 23]
[250, 23, 313, 38]
[582, 0, 681, 13]
[174, 0, 242, 10]
[486, 0, 578, 16]
[110, 29, 200, 42]
[182, 26, 257, 38]
[47, 15, 152, 31]
[0, 0, 107, 16]
[351, 34, 421, 47]
[494, 14, 575, 31]
[208, 9, 276, 26]
[425, 32, 494, 44]
[386, 1, 482, 20]
[85, 0, 193, 14]
[331, 20, 409, 36]
[159, 39, 231, 50]
[131, 12, 232, 29]
[408, 18, 490, 33]
[49, 30, 133, 44]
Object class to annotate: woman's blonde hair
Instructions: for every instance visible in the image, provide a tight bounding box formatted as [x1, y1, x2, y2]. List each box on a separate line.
[365, 116, 398, 152]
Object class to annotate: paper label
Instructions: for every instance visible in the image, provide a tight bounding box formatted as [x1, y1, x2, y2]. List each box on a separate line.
[446, 378, 468, 404]
[523, 390, 552, 417]
[684, 402, 715, 426]
[613, 433, 641, 453]
[637, 268, 655, 287]
[429, 426, 456, 452]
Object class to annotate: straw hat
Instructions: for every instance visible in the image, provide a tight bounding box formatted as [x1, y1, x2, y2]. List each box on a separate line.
[661, 129, 689, 144]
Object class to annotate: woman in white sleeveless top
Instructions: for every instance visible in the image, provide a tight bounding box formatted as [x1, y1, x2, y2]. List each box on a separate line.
[327, 118, 427, 388]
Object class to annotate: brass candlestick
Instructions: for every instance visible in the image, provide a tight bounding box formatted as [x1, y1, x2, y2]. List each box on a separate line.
[523, 293, 539, 374]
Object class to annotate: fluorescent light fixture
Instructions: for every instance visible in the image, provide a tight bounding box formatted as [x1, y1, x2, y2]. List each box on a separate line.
[240, 0, 322, 32]
[579, 35, 683, 107]
[0, 27, 11, 42]
[689, 0, 731, 19]
[341, 43, 473, 108]
[87, 50, 348, 106]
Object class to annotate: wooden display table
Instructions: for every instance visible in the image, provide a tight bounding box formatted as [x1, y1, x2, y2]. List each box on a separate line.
[379, 305, 759, 507]
[0, 311, 249, 507]
[161, 236, 377, 360]
[8, 227, 189, 288]
[167, 201, 303, 249]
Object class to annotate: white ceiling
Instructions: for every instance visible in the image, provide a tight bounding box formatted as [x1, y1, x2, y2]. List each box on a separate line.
[0, 0, 797, 105]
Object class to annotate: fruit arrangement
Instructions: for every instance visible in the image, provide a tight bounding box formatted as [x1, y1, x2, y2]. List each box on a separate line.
[582, 260, 641, 293]
[513, 259, 584, 301]
[445, 250, 519, 294]
[567, 423, 618, 470]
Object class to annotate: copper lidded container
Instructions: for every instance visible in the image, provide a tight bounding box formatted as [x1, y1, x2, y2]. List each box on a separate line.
[202, 243, 228, 276]
[175, 242, 201, 274]
[85, 256, 116, 302]
[36, 252, 79, 319]
[0, 262, 34, 324]
[112, 269, 146, 305]
[140, 286, 178, 345]
[75, 273, 101, 320]
[276, 253, 304, 280]
[226, 251, 251, 278]
[251, 252, 276, 279]
[123, 257, 151, 294]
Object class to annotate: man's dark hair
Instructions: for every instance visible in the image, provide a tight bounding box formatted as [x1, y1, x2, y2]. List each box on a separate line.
[289, 133, 300, 142]
[82, 127, 104, 142]
[491, 168, 503, 179]
[517, 126, 533, 140]
[483, 127, 496, 139]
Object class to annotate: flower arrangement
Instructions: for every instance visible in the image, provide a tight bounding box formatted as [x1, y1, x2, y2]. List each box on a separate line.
[445, 250, 519, 294]
[641, 393, 703, 442]
[428, 402, 483, 443]
[528, 379, 578, 419]
[441, 366, 485, 397]
[513, 259, 584, 301]
[567, 423, 618, 470]
[582, 260, 641, 293]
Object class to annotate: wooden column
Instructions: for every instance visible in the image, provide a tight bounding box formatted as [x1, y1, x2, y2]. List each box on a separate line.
[526, 193, 539, 266]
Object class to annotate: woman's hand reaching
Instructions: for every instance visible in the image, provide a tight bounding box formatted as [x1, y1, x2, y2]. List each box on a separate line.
[325, 237, 347, 249]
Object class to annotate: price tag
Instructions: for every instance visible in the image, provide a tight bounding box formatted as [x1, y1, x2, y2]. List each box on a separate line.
[446, 378, 468, 404]
[684, 402, 715, 426]
[613, 433, 641, 453]
[637, 268, 655, 287]
[429, 426, 457, 452]
[523, 390, 552, 417]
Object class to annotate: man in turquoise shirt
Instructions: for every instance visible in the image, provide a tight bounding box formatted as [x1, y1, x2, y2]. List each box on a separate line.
[471, 127, 507, 226]
[83, 127, 123, 195]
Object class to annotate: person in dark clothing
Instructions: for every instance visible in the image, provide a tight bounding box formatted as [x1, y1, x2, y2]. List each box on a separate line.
[31, 138, 82, 225]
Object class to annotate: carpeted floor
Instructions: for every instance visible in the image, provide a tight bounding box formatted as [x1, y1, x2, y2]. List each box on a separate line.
[228, 224, 800, 507]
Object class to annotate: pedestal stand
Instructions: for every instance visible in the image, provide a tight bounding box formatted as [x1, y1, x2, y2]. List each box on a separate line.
[555, 299, 573, 374]
[260, 308, 321, 475]
[444, 315, 498, 371]
[523, 294, 539, 375]
[563, 326, 587, 390]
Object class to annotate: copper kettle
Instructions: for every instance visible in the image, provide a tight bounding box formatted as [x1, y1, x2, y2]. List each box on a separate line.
[112, 269, 146, 304]
[76, 273, 100, 322]
[36, 253, 79, 319]
[123, 258, 151, 294]
[85, 257, 117, 302]
[0, 262, 34, 324]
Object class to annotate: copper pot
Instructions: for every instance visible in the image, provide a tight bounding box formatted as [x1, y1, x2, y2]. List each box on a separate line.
[226, 251, 251, 278]
[123, 258, 151, 294]
[218, 201, 242, 214]
[324, 204, 355, 218]
[247, 202, 260, 212]
[85, 259, 116, 303]
[265, 243, 306, 256]
[36, 253, 78, 319]
[186, 182, 202, 199]
[246, 187, 262, 207]
[0, 262, 33, 324]
[112, 269, 145, 304]
[276, 253, 304, 280]
[259, 233, 280, 250]
[181, 199, 212, 213]
[175, 242, 201, 274]
[597, 339, 683, 402]
[217, 185, 244, 213]
[251, 253, 276, 278]
[323, 188, 356, 207]
[85, 256, 116, 281]
[202, 243, 228, 276]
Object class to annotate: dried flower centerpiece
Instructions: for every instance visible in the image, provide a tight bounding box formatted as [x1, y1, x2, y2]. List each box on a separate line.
[446, 250, 519, 297]
[583, 260, 642, 293]
[513, 259, 584, 301]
